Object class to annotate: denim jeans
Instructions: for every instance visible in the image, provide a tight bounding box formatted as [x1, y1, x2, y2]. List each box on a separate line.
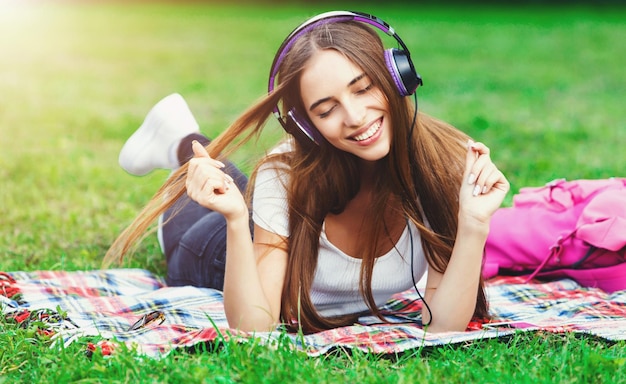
[160, 160, 250, 290]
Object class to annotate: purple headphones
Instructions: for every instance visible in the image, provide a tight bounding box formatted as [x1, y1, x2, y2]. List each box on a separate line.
[268, 10, 423, 145]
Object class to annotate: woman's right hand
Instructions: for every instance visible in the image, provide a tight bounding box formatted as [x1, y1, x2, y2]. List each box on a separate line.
[185, 141, 248, 221]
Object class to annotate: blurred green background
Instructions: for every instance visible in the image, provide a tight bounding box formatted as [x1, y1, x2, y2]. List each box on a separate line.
[0, 0, 624, 272]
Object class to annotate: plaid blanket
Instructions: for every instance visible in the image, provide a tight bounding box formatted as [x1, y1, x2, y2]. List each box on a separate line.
[2, 269, 626, 357]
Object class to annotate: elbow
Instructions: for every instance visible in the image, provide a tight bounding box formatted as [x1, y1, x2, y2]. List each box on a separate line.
[425, 321, 469, 334]
[422, 311, 473, 334]
[225, 308, 278, 333]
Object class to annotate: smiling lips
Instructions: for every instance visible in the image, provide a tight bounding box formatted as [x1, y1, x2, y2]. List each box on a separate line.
[352, 118, 382, 142]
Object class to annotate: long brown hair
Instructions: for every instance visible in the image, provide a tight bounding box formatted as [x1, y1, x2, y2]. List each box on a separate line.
[105, 20, 488, 333]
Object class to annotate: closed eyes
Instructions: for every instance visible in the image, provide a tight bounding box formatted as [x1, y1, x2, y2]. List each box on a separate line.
[317, 82, 374, 119]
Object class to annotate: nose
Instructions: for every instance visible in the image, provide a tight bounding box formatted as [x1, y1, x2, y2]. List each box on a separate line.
[343, 98, 366, 127]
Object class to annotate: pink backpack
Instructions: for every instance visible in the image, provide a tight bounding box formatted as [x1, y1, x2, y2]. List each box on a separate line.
[483, 178, 626, 292]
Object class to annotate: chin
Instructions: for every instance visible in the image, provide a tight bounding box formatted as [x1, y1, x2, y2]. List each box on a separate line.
[356, 145, 391, 162]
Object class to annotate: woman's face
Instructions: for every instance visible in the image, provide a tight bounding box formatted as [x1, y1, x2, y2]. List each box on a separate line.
[299, 49, 391, 162]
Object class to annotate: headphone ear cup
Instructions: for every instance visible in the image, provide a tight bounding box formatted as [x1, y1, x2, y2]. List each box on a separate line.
[285, 108, 324, 146]
[384, 48, 422, 97]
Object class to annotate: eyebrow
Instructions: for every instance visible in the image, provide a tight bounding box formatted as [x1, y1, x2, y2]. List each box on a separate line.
[308, 73, 367, 112]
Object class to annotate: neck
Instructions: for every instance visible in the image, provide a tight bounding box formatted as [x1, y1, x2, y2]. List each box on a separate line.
[358, 158, 383, 190]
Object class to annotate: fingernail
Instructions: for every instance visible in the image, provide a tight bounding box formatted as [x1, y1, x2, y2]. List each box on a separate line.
[473, 185, 481, 196]
[225, 174, 233, 183]
[215, 160, 225, 168]
[482, 186, 488, 194]
[468, 173, 476, 185]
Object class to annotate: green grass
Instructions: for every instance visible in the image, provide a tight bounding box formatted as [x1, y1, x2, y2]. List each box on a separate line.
[1, 1, 625, 382]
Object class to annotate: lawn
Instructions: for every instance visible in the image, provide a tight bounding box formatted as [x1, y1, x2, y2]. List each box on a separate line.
[1, 1, 625, 382]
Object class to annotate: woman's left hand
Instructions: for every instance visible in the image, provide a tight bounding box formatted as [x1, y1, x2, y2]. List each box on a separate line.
[422, 140, 508, 333]
[458, 140, 510, 226]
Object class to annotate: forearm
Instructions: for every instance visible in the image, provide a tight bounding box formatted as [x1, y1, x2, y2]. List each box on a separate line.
[424, 218, 489, 333]
[222, 212, 277, 332]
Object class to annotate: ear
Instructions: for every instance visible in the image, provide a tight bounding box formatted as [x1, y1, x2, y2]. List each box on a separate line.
[285, 108, 324, 146]
[384, 48, 422, 97]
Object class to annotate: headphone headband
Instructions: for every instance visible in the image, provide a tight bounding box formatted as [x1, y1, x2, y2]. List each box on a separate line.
[269, 10, 412, 101]
[268, 10, 422, 146]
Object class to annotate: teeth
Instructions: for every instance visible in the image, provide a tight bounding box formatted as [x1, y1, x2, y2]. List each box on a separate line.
[353, 121, 381, 141]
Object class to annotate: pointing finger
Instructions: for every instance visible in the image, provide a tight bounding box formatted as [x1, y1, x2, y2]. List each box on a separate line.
[191, 140, 224, 168]
[192, 140, 210, 158]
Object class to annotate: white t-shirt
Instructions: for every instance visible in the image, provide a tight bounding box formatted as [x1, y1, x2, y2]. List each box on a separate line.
[252, 142, 428, 318]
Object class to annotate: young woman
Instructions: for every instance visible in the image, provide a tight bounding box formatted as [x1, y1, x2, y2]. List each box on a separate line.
[106, 11, 509, 334]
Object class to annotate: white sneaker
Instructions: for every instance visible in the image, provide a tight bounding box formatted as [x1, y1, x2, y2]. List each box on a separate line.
[119, 93, 200, 176]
